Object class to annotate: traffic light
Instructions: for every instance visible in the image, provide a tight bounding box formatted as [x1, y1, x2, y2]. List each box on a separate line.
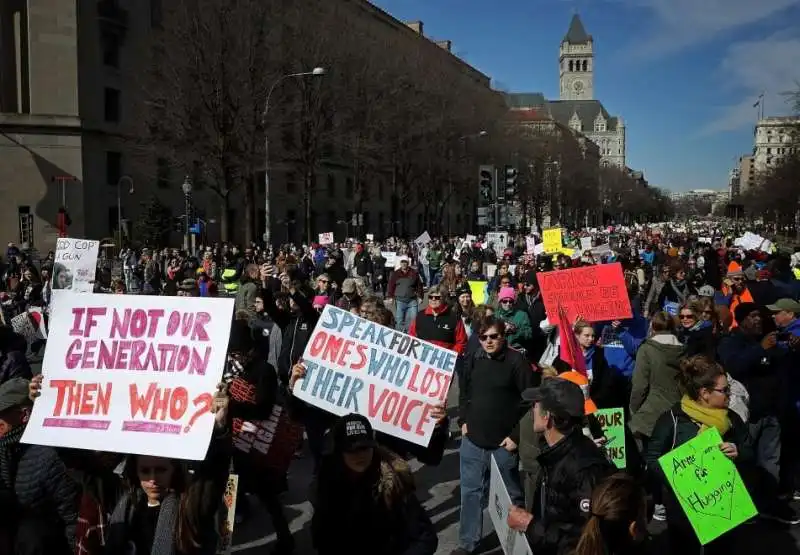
[479, 165, 494, 203]
[504, 165, 518, 199]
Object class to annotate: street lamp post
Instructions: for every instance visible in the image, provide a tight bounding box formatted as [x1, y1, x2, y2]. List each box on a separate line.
[116, 175, 134, 248]
[182, 176, 193, 252]
[263, 66, 326, 250]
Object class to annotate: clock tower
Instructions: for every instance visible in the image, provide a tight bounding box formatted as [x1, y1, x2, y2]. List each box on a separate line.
[559, 14, 594, 101]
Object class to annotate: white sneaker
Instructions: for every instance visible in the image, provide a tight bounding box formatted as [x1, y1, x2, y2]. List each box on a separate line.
[653, 504, 666, 521]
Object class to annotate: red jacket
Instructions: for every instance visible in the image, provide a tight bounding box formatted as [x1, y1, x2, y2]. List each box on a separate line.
[408, 303, 468, 355]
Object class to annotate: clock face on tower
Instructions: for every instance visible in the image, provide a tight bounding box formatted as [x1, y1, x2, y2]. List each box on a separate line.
[573, 80, 584, 93]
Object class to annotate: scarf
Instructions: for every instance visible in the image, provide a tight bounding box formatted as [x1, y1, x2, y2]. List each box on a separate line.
[680, 395, 731, 436]
[670, 279, 689, 303]
[108, 490, 179, 555]
[0, 424, 26, 491]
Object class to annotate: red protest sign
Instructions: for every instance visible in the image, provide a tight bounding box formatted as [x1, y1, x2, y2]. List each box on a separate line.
[538, 263, 632, 323]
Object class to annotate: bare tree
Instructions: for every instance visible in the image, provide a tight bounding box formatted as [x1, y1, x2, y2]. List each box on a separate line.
[132, 0, 284, 243]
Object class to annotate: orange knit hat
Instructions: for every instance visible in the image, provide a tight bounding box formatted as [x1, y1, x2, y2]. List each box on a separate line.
[557, 370, 598, 415]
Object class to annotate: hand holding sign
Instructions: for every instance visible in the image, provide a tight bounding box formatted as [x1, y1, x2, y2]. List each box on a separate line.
[658, 428, 757, 545]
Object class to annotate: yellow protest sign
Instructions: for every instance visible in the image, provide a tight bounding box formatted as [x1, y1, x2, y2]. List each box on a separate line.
[543, 228, 563, 253]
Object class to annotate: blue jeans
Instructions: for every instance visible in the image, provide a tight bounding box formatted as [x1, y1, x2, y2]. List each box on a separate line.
[459, 436, 523, 552]
[395, 298, 418, 333]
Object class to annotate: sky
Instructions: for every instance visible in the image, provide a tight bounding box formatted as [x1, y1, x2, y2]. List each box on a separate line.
[370, 0, 800, 193]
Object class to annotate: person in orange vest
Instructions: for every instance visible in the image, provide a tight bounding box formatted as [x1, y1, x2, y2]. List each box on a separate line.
[721, 261, 753, 329]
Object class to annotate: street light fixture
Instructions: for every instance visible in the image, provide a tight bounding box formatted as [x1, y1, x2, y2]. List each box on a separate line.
[116, 175, 134, 248]
[263, 66, 326, 249]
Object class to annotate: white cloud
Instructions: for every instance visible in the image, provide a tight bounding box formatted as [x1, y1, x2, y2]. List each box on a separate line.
[699, 33, 800, 135]
[621, 0, 800, 58]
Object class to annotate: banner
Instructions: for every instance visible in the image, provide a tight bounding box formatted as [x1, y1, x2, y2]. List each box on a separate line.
[538, 263, 632, 323]
[22, 293, 234, 460]
[414, 231, 431, 246]
[580, 237, 593, 252]
[318, 232, 334, 245]
[295, 305, 456, 446]
[52, 237, 99, 293]
[542, 228, 562, 253]
[596, 408, 626, 468]
[525, 237, 536, 255]
[489, 454, 533, 555]
[658, 428, 757, 544]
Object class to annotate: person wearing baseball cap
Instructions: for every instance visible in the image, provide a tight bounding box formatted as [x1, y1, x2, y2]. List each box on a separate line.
[311, 413, 437, 555]
[507, 379, 614, 555]
[767, 298, 800, 347]
[0, 378, 79, 553]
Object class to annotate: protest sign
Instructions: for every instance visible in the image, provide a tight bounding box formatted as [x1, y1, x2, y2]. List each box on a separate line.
[525, 237, 536, 254]
[230, 401, 304, 474]
[216, 474, 239, 555]
[596, 408, 626, 468]
[318, 232, 334, 245]
[542, 228, 562, 253]
[295, 305, 456, 446]
[22, 293, 234, 460]
[52, 237, 99, 293]
[658, 428, 757, 544]
[580, 237, 593, 252]
[468, 280, 487, 305]
[489, 455, 533, 555]
[382, 252, 398, 268]
[538, 263, 632, 323]
[415, 231, 431, 246]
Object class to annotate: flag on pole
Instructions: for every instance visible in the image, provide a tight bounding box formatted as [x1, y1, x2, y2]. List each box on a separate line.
[557, 305, 587, 376]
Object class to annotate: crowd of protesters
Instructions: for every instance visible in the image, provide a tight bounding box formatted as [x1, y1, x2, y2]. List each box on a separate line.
[0, 223, 799, 555]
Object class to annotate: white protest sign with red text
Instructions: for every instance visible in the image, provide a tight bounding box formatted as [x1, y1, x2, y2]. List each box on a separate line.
[22, 292, 234, 460]
[295, 305, 456, 447]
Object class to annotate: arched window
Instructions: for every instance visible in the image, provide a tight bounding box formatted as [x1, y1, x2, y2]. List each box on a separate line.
[569, 60, 574, 72]
[582, 60, 588, 72]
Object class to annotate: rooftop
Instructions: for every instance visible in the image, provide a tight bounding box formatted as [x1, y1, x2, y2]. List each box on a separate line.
[563, 14, 591, 44]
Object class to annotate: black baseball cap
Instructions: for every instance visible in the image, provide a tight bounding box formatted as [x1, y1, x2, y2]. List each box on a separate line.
[333, 413, 378, 452]
[522, 379, 584, 419]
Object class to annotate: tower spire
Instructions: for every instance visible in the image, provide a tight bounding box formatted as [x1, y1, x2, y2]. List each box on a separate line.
[563, 13, 591, 44]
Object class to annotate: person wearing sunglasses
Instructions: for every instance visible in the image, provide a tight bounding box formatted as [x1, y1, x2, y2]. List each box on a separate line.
[495, 287, 532, 354]
[455, 317, 537, 555]
[645, 355, 754, 553]
[408, 284, 467, 355]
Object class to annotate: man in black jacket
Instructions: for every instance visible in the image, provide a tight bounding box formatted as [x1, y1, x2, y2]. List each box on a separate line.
[0, 377, 78, 554]
[453, 318, 536, 555]
[508, 379, 613, 555]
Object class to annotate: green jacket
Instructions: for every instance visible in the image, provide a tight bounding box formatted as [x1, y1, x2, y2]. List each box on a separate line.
[496, 306, 533, 350]
[628, 334, 685, 438]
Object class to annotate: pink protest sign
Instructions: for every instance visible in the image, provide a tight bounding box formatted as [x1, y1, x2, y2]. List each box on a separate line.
[22, 291, 234, 460]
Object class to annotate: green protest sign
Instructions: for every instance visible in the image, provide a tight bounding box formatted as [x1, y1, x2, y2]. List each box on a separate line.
[658, 427, 757, 545]
[595, 408, 626, 469]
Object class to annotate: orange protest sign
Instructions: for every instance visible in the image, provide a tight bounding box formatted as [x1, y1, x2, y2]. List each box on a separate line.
[538, 263, 632, 323]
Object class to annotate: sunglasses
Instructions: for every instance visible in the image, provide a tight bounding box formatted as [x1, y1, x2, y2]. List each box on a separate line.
[500, 299, 513, 304]
[679, 313, 695, 319]
[428, 295, 442, 300]
[479, 333, 501, 341]
[318, 279, 329, 283]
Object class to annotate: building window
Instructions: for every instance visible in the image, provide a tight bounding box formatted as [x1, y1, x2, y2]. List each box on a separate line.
[150, 0, 163, 28]
[104, 87, 121, 122]
[345, 177, 354, 197]
[101, 33, 120, 68]
[108, 206, 119, 235]
[106, 151, 122, 185]
[327, 174, 335, 196]
[281, 128, 295, 150]
[156, 157, 170, 189]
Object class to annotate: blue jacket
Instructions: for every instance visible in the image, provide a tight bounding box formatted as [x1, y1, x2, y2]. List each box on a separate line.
[595, 305, 648, 380]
